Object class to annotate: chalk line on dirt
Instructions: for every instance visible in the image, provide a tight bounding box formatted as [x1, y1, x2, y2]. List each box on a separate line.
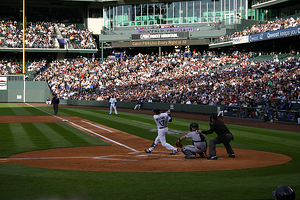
[25, 103, 138, 152]
[0, 151, 187, 162]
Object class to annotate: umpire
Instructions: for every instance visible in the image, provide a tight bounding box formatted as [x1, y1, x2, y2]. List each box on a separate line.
[51, 94, 60, 115]
[199, 114, 235, 160]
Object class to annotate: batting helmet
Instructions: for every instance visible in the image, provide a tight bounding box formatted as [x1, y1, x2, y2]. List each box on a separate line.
[152, 107, 160, 114]
[190, 123, 199, 131]
[272, 185, 295, 200]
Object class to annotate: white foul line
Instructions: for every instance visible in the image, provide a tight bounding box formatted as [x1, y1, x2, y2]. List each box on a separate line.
[25, 103, 65, 121]
[82, 120, 113, 132]
[0, 155, 138, 162]
[132, 120, 151, 125]
[67, 121, 138, 152]
[25, 103, 138, 152]
[25, 103, 53, 115]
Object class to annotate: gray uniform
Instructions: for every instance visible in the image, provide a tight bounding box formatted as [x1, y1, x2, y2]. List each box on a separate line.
[182, 131, 207, 155]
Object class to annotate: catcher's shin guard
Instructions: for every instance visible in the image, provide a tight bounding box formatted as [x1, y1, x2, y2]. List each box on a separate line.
[182, 149, 195, 156]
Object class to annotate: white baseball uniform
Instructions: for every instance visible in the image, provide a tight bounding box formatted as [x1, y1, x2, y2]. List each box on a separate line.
[109, 97, 118, 114]
[148, 112, 177, 152]
[182, 131, 207, 154]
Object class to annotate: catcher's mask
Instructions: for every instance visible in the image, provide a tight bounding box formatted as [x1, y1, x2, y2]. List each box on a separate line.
[272, 185, 295, 200]
[152, 107, 160, 114]
[190, 123, 199, 131]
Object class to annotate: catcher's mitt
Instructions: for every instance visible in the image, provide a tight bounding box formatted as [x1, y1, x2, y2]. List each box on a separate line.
[175, 140, 183, 148]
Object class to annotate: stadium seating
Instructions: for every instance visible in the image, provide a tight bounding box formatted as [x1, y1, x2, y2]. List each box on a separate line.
[1, 14, 299, 124]
[0, 19, 96, 50]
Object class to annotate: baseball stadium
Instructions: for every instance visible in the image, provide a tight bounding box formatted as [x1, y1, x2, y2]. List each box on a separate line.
[0, 0, 300, 199]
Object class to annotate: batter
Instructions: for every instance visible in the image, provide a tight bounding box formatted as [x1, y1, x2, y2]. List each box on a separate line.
[145, 107, 178, 155]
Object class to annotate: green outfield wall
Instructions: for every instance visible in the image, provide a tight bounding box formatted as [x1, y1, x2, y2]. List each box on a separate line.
[60, 99, 218, 114]
[61, 100, 299, 124]
[0, 81, 52, 103]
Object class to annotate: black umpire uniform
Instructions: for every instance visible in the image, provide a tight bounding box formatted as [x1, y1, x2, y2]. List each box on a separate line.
[200, 114, 235, 159]
[52, 94, 60, 115]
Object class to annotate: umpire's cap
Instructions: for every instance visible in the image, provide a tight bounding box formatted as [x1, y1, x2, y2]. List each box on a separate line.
[272, 185, 295, 200]
[210, 114, 218, 121]
[152, 107, 160, 114]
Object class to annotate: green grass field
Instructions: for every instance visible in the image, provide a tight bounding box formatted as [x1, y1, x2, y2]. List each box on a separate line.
[0, 103, 299, 200]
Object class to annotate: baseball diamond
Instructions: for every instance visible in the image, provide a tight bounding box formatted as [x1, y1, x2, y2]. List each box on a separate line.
[0, 103, 293, 172]
[1, 0, 300, 199]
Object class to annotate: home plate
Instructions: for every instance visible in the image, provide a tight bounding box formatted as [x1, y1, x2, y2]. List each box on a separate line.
[136, 155, 148, 157]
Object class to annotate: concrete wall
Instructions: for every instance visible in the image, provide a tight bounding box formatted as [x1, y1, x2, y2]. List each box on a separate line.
[88, 18, 102, 35]
[0, 81, 52, 102]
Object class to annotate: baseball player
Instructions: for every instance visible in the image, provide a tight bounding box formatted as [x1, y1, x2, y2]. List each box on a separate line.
[46, 97, 51, 105]
[145, 107, 178, 155]
[178, 123, 207, 159]
[134, 99, 142, 110]
[109, 95, 118, 115]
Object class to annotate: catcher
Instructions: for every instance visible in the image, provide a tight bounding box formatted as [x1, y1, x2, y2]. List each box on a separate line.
[175, 123, 207, 159]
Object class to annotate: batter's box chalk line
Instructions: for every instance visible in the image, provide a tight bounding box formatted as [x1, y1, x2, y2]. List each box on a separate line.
[91, 153, 184, 161]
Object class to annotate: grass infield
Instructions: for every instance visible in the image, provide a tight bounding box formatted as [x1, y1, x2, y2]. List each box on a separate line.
[0, 103, 299, 200]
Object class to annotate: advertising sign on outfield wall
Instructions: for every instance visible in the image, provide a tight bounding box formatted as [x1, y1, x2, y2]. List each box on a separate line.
[233, 36, 249, 44]
[249, 27, 300, 43]
[0, 77, 7, 90]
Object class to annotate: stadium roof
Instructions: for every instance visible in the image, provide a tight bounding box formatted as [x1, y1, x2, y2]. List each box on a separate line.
[252, 0, 290, 9]
[4, 0, 182, 7]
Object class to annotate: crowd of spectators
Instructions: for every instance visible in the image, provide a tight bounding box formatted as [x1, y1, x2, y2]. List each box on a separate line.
[0, 20, 20, 47]
[0, 59, 47, 76]
[219, 16, 300, 42]
[0, 60, 9, 75]
[0, 19, 96, 49]
[1, 48, 299, 122]
[33, 51, 300, 119]
[25, 22, 55, 48]
[27, 60, 48, 74]
[0, 60, 22, 74]
[9, 62, 23, 74]
[58, 23, 96, 49]
[0, 20, 55, 48]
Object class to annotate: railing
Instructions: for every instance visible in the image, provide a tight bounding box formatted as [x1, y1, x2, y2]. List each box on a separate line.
[218, 105, 300, 124]
[59, 99, 300, 125]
